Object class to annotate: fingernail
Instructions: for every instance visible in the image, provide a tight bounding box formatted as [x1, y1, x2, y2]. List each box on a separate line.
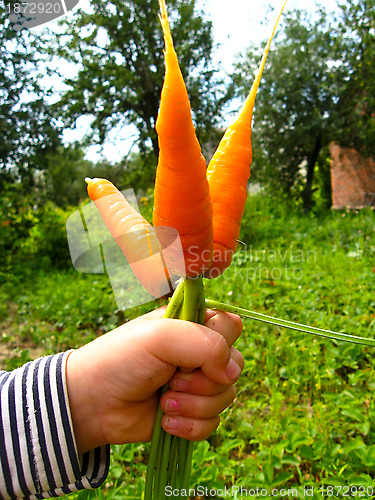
[166, 399, 181, 413]
[226, 357, 242, 381]
[180, 367, 195, 374]
[164, 417, 179, 430]
[171, 379, 190, 392]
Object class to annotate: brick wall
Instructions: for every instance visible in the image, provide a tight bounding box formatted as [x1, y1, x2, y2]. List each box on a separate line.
[330, 142, 375, 209]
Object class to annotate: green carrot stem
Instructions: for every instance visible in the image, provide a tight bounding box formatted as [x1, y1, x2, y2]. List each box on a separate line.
[180, 440, 194, 491]
[177, 436, 187, 485]
[164, 278, 185, 319]
[144, 385, 167, 500]
[159, 431, 172, 499]
[154, 434, 164, 499]
[205, 299, 375, 347]
[167, 436, 179, 486]
[197, 283, 206, 325]
[145, 285, 185, 499]
[145, 277, 205, 499]
[182, 277, 203, 321]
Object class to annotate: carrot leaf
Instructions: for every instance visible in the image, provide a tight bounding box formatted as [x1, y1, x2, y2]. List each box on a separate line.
[205, 299, 375, 347]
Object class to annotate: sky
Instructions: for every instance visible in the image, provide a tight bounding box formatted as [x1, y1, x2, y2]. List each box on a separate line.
[52, 0, 340, 163]
[202, 0, 339, 60]
[201, 0, 286, 71]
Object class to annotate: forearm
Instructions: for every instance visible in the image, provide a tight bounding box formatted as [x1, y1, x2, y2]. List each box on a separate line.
[0, 352, 109, 499]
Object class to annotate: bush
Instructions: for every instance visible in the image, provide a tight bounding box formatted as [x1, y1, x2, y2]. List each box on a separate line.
[21, 202, 72, 268]
[0, 185, 73, 272]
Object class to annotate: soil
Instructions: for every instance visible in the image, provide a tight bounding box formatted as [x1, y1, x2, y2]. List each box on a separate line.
[0, 303, 46, 370]
[0, 338, 45, 369]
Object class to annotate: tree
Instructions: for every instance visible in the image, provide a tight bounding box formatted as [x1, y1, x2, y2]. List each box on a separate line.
[52, 0, 230, 162]
[233, 0, 375, 212]
[41, 144, 93, 207]
[42, 143, 158, 207]
[0, 3, 61, 188]
[334, 0, 375, 156]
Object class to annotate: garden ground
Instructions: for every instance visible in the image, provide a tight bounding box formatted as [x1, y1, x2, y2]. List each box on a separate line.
[1, 195, 374, 499]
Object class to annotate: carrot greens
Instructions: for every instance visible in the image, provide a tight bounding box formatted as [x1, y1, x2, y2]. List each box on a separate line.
[145, 277, 205, 500]
[205, 299, 375, 347]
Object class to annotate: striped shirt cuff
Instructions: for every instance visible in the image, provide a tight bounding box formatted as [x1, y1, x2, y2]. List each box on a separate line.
[0, 352, 110, 499]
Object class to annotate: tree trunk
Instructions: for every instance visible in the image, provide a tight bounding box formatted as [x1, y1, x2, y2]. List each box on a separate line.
[302, 133, 322, 213]
[150, 132, 159, 159]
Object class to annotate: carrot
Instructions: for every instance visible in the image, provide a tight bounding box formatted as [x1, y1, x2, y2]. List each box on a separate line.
[152, 0, 213, 278]
[86, 177, 174, 298]
[204, 0, 288, 279]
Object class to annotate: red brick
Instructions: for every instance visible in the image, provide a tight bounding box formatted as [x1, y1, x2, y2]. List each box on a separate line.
[330, 142, 375, 209]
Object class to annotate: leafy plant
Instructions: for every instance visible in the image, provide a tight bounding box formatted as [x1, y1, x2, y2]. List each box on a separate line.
[1, 193, 374, 498]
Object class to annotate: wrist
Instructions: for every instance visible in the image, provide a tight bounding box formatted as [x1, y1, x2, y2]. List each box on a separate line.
[66, 349, 106, 454]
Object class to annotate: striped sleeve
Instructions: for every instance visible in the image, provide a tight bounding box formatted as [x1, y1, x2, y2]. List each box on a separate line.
[0, 352, 110, 499]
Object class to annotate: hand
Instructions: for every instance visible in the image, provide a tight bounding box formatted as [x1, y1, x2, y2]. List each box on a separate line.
[66, 308, 243, 454]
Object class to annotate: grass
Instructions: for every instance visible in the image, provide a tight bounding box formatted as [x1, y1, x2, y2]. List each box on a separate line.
[1, 194, 374, 499]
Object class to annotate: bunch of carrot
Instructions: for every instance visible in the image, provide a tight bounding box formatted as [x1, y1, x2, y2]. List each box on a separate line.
[86, 0, 286, 283]
[85, 0, 287, 497]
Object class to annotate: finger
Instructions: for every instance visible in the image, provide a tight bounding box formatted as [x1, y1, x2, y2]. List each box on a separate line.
[163, 309, 242, 375]
[141, 308, 243, 348]
[135, 306, 167, 320]
[161, 414, 220, 441]
[170, 369, 227, 395]
[169, 347, 244, 396]
[204, 310, 243, 347]
[161, 385, 236, 420]
[178, 346, 243, 377]
[145, 319, 242, 386]
[231, 347, 245, 371]
[143, 309, 242, 377]
[179, 366, 195, 374]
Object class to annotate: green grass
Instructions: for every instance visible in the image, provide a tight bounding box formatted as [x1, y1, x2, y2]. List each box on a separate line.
[1, 195, 374, 499]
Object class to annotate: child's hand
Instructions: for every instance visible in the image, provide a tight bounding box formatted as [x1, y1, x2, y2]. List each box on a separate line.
[66, 308, 243, 454]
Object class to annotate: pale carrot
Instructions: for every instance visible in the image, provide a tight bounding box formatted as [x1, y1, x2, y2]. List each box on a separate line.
[86, 177, 174, 297]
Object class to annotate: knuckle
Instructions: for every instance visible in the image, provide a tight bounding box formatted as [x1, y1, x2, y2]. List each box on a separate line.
[193, 416, 220, 442]
[229, 384, 237, 402]
[209, 333, 230, 362]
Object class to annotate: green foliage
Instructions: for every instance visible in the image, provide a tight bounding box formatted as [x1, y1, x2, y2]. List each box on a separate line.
[0, 183, 73, 271]
[0, 4, 61, 184]
[234, 0, 375, 211]
[116, 149, 158, 195]
[44, 145, 94, 207]
[335, 0, 375, 157]
[1, 193, 374, 498]
[22, 203, 72, 267]
[0, 182, 35, 258]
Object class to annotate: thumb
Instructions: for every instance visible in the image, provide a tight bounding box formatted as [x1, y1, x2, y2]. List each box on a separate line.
[145, 318, 242, 386]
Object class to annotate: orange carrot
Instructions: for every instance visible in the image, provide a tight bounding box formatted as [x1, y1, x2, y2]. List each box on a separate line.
[152, 0, 213, 278]
[86, 177, 174, 297]
[204, 1, 287, 279]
